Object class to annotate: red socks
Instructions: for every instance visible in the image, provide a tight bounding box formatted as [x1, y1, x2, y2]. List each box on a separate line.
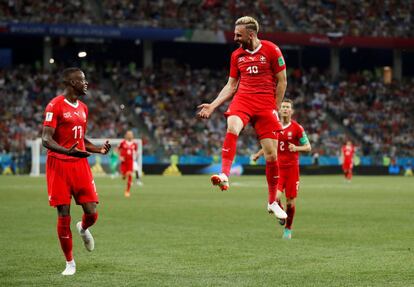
[82, 212, 98, 230]
[265, 161, 278, 204]
[286, 205, 296, 230]
[127, 174, 132, 192]
[57, 216, 73, 261]
[221, 132, 238, 176]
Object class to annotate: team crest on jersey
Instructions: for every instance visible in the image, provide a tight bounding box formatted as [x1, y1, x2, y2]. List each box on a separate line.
[238, 57, 245, 63]
[260, 56, 267, 63]
[288, 131, 292, 139]
[63, 112, 72, 118]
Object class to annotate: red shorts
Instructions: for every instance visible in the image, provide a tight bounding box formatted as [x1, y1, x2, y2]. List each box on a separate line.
[277, 165, 300, 198]
[46, 157, 98, 207]
[342, 162, 353, 172]
[120, 161, 133, 175]
[225, 100, 282, 140]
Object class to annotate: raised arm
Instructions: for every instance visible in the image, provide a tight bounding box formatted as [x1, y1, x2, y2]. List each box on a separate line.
[42, 126, 91, 158]
[197, 77, 239, 119]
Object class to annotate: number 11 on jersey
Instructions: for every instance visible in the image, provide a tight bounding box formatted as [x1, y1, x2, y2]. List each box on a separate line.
[72, 126, 83, 139]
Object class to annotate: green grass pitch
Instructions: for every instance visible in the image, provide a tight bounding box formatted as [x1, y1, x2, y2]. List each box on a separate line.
[1, 175, 413, 286]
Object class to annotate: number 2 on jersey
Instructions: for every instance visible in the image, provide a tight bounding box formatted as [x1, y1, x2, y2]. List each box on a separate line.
[72, 126, 83, 139]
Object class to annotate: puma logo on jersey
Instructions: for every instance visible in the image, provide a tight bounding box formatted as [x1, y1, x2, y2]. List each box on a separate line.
[74, 111, 80, 116]
[222, 148, 230, 152]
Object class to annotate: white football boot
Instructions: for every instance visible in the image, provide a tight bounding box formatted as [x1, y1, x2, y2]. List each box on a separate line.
[61, 260, 76, 276]
[210, 173, 229, 191]
[267, 202, 288, 219]
[76, 222, 95, 252]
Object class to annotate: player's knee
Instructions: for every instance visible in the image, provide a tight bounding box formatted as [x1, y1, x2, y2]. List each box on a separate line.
[82, 202, 97, 214]
[286, 199, 295, 208]
[226, 126, 241, 135]
[263, 151, 277, 162]
[57, 205, 70, 217]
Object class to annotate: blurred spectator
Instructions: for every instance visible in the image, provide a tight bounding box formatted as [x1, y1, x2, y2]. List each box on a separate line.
[281, 0, 414, 37]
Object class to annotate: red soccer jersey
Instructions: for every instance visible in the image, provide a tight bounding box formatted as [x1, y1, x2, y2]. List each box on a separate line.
[342, 145, 355, 164]
[278, 120, 309, 167]
[43, 95, 88, 161]
[118, 140, 138, 163]
[229, 40, 286, 109]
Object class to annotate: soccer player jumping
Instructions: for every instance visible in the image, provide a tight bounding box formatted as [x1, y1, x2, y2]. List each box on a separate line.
[197, 16, 287, 220]
[253, 99, 311, 239]
[42, 68, 111, 275]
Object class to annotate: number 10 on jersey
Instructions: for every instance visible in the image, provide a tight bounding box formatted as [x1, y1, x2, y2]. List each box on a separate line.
[247, 66, 258, 74]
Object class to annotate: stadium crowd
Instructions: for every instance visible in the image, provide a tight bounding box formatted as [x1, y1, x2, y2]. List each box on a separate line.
[113, 64, 347, 158]
[4, 0, 412, 38]
[1, 64, 413, 160]
[0, 0, 97, 25]
[281, 0, 414, 37]
[0, 65, 133, 155]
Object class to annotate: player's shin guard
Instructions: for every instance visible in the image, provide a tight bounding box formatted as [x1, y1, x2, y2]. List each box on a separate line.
[265, 161, 278, 204]
[221, 132, 238, 177]
[286, 204, 296, 230]
[57, 216, 73, 261]
[82, 212, 98, 230]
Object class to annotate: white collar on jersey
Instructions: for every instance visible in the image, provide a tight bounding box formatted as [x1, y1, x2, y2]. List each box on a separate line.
[64, 98, 79, 108]
[282, 122, 292, 129]
[244, 43, 262, 54]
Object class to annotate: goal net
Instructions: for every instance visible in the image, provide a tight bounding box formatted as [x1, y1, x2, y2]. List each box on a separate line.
[28, 138, 143, 177]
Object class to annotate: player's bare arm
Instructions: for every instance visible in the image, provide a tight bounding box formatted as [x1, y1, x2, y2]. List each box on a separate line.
[42, 126, 91, 158]
[275, 69, 287, 109]
[197, 77, 239, 119]
[288, 142, 311, 153]
[84, 138, 111, 154]
[252, 149, 265, 161]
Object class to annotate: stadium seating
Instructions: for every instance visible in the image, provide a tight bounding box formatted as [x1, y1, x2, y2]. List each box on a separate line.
[2, 1, 413, 37]
[1, 64, 413, 160]
[281, 0, 413, 37]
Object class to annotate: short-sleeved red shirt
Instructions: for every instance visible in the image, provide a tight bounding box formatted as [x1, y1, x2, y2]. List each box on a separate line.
[229, 40, 286, 109]
[278, 120, 308, 167]
[118, 140, 138, 163]
[43, 95, 88, 161]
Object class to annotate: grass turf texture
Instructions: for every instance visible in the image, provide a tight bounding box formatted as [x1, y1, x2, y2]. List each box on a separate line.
[0, 175, 413, 286]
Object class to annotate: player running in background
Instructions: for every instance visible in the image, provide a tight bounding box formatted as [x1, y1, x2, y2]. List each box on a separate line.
[253, 99, 311, 239]
[341, 140, 355, 182]
[42, 68, 111, 275]
[197, 16, 287, 220]
[118, 130, 138, 197]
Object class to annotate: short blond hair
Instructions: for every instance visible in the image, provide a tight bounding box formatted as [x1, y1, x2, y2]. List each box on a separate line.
[235, 16, 259, 33]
